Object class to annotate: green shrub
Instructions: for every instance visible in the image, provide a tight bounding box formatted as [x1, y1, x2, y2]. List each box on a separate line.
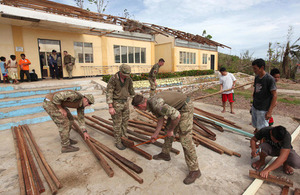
[102, 69, 215, 83]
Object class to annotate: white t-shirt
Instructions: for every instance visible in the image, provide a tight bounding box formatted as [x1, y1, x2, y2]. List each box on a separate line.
[219, 73, 236, 94]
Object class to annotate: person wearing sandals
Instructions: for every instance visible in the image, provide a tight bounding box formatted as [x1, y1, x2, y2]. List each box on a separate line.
[250, 125, 300, 177]
[7, 55, 19, 84]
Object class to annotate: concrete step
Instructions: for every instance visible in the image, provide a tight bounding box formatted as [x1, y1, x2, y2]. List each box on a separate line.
[0, 107, 95, 131]
[91, 102, 108, 111]
[0, 85, 81, 99]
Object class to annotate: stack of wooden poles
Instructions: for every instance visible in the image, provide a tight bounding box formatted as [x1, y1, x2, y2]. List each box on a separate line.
[72, 121, 144, 184]
[135, 107, 241, 157]
[11, 124, 62, 195]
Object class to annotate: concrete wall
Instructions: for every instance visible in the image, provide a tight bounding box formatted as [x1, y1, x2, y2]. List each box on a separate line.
[155, 42, 173, 73]
[0, 24, 15, 61]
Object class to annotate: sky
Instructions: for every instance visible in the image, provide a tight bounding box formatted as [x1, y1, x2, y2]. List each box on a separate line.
[54, 0, 300, 59]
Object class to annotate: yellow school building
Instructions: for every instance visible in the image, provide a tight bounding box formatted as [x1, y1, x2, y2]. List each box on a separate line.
[0, 0, 230, 79]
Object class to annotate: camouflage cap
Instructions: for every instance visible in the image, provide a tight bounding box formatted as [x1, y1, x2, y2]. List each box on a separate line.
[119, 64, 131, 77]
[84, 94, 94, 104]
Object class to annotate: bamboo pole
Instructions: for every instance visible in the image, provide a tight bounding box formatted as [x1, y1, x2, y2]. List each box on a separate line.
[20, 126, 45, 193]
[23, 127, 58, 195]
[11, 127, 26, 195]
[193, 82, 253, 101]
[24, 125, 63, 189]
[72, 122, 114, 177]
[16, 126, 38, 195]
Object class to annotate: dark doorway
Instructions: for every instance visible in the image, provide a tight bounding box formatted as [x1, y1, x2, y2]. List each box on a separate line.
[38, 39, 63, 79]
[210, 54, 215, 70]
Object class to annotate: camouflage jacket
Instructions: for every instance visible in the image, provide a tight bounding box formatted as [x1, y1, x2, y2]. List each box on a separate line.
[47, 90, 86, 129]
[147, 98, 179, 120]
[148, 63, 160, 80]
[106, 72, 135, 104]
[64, 55, 72, 65]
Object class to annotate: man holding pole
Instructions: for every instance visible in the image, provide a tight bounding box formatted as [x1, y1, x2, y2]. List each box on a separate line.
[43, 90, 94, 153]
[132, 91, 200, 184]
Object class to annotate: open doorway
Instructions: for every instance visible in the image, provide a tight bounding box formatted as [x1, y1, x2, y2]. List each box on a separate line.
[38, 39, 63, 79]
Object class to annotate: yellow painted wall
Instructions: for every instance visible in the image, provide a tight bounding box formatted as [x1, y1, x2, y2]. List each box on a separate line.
[199, 50, 218, 70]
[155, 43, 173, 73]
[0, 24, 15, 61]
[105, 36, 153, 73]
[21, 27, 102, 78]
[154, 34, 174, 46]
[174, 46, 200, 71]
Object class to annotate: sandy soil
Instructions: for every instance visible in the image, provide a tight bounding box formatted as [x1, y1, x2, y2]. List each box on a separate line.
[0, 101, 299, 195]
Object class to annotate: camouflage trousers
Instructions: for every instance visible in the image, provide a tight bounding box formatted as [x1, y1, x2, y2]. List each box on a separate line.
[66, 65, 73, 78]
[43, 100, 73, 147]
[111, 100, 129, 144]
[162, 101, 199, 171]
[148, 78, 156, 97]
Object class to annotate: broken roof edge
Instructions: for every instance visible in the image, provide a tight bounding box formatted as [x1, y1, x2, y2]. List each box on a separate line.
[0, 0, 230, 49]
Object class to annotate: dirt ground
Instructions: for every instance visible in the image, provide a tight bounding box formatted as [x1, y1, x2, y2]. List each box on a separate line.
[191, 80, 300, 119]
[0, 101, 299, 195]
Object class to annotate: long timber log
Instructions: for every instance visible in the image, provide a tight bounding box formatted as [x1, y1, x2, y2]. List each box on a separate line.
[135, 109, 157, 122]
[93, 144, 144, 184]
[72, 122, 114, 177]
[24, 125, 62, 189]
[128, 123, 164, 135]
[90, 137, 143, 174]
[11, 127, 26, 195]
[193, 136, 224, 155]
[16, 126, 38, 195]
[249, 170, 293, 187]
[129, 119, 157, 128]
[23, 127, 58, 195]
[194, 116, 224, 132]
[20, 126, 45, 193]
[193, 119, 216, 137]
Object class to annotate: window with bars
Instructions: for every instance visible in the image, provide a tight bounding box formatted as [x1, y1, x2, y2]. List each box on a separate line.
[74, 42, 93, 63]
[179, 51, 196, 64]
[114, 45, 146, 64]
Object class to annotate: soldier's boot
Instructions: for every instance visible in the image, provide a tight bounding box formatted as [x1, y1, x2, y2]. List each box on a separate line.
[69, 139, 78, 145]
[183, 170, 201, 185]
[115, 142, 126, 150]
[153, 152, 171, 161]
[61, 145, 80, 153]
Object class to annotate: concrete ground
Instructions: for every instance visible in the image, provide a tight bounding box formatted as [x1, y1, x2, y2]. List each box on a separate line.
[0, 102, 299, 195]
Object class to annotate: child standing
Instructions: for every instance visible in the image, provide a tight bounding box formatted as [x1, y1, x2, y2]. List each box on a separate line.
[7, 55, 19, 84]
[0, 56, 8, 84]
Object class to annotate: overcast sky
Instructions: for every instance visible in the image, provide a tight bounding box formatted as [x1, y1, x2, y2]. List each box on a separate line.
[54, 0, 300, 59]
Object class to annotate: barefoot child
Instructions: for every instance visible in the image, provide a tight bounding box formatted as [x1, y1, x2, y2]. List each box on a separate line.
[250, 125, 300, 178]
[0, 56, 9, 84]
[7, 55, 19, 84]
[219, 67, 236, 114]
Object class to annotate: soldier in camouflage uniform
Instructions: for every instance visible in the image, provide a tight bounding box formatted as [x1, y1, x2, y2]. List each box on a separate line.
[43, 90, 94, 153]
[106, 64, 135, 150]
[148, 58, 165, 97]
[132, 91, 201, 184]
[63, 51, 74, 79]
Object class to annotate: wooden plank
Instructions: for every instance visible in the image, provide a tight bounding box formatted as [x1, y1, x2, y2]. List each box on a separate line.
[249, 170, 293, 187]
[72, 122, 114, 177]
[24, 125, 63, 189]
[281, 186, 289, 195]
[11, 127, 26, 195]
[23, 127, 58, 195]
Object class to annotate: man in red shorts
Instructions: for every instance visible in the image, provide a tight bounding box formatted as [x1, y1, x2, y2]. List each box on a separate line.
[219, 67, 236, 114]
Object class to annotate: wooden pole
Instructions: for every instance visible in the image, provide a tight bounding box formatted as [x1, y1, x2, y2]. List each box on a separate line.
[16, 126, 38, 195]
[194, 117, 224, 132]
[11, 127, 26, 195]
[249, 170, 293, 187]
[20, 126, 45, 193]
[72, 122, 114, 177]
[193, 119, 216, 137]
[23, 125, 63, 189]
[90, 137, 143, 174]
[93, 144, 144, 184]
[23, 127, 58, 195]
[193, 82, 253, 101]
